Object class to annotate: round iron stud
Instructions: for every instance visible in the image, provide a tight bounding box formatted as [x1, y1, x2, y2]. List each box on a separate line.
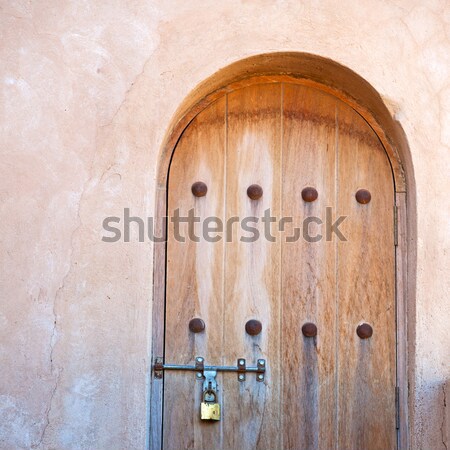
[301, 322, 318, 337]
[301, 187, 318, 202]
[355, 189, 371, 204]
[245, 319, 262, 336]
[247, 184, 263, 200]
[356, 323, 373, 339]
[191, 181, 208, 197]
[189, 318, 205, 333]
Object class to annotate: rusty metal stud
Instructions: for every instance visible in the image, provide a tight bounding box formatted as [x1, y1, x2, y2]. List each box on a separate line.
[245, 319, 262, 336]
[301, 187, 318, 202]
[247, 184, 263, 200]
[355, 189, 371, 204]
[191, 181, 207, 197]
[357, 323, 373, 339]
[189, 318, 205, 333]
[301, 322, 318, 337]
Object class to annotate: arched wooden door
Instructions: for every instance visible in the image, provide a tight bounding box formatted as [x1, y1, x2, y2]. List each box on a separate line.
[161, 83, 396, 449]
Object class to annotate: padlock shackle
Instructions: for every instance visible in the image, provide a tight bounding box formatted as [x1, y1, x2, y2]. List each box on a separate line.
[203, 388, 218, 403]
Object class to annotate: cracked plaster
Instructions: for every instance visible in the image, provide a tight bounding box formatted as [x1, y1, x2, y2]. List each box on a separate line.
[0, 0, 449, 449]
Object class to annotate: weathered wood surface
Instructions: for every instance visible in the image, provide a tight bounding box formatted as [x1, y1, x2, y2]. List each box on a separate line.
[282, 84, 338, 449]
[336, 101, 396, 450]
[162, 83, 396, 450]
[396, 191, 409, 450]
[224, 83, 281, 450]
[164, 97, 226, 449]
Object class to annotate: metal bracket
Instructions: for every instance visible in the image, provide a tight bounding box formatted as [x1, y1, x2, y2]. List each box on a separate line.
[257, 359, 265, 382]
[202, 370, 218, 402]
[237, 358, 246, 381]
[395, 386, 400, 430]
[154, 357, 163, 379]
[195, 356, 205, 371]
[394, 204, 398, 246]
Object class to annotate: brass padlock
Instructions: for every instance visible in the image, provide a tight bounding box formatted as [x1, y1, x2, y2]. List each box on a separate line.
[200, 390, 220, 421]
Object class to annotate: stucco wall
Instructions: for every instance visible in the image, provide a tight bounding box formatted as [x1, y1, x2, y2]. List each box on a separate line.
[0, 1, 449, 449]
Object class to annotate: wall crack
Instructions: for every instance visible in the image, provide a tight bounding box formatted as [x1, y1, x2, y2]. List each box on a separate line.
[31, 162, 88, 448]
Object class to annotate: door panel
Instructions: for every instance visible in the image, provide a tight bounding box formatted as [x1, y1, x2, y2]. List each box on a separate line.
[164, 97, 226, 449]
[336, 102, 396, 449]
[162, 83, 396, 450]
[224, 84, 281, 449]
[282, 84, 338, 449]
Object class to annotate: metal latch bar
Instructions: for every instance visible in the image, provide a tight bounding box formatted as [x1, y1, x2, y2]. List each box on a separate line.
[154, 356, 266, 382]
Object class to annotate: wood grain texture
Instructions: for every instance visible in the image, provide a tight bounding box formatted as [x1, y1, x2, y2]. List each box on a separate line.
[223, 83, 282, 450]
[336, 101, 396, 450]
[396, 192, 409, 450]
[161, 83, 397, 450]
[164, 97, 226, 449]
[156, 54, 407, 193]
[282, 83, 338, 449]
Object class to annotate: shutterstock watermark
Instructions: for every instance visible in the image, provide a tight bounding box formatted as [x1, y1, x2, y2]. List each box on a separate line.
[102, 208, 347, 243]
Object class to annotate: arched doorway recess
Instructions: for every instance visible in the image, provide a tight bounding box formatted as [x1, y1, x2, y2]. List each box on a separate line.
[149, 53, 414, 450]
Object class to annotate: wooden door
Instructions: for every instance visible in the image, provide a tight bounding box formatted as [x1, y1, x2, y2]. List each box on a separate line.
[162, 83, 396, 449]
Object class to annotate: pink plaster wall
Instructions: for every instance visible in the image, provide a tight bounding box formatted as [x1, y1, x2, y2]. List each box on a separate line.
[0, 1, 449, 448]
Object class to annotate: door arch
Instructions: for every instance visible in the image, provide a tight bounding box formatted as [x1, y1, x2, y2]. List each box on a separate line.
[150, 53, 414, 450]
